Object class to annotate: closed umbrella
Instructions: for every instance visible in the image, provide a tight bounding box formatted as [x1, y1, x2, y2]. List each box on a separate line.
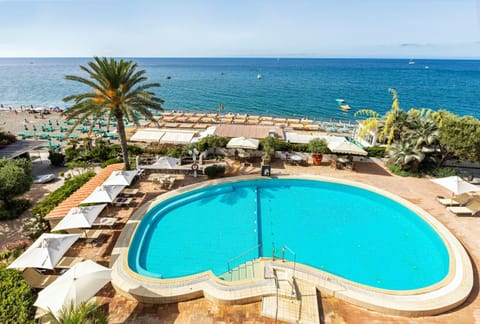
[8, 233, 81, 270]
[431, 176, 479, 195]
[34, 260, 111, 317]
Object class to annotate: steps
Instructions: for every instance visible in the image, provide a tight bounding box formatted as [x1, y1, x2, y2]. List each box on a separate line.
[218, 260, 263, 281]
[261, 269, 320, 324]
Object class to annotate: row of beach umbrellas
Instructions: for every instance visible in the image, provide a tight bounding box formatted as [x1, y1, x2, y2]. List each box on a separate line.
[7, 169, 139, 317]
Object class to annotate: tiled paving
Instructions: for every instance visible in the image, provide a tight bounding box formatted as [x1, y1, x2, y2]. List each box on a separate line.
[44, 158, 480, 323]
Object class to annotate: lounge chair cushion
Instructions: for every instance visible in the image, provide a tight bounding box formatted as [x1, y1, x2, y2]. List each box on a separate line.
[447, 206, 473, 215]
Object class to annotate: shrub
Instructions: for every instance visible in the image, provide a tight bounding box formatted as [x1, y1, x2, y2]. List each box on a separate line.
[0, 131, 16, 147]
[24, 170, 95, 239]
[290, 143, 308, 152]
[429, 167, 458, 178]
[0, 239, 30, 262]
[0, 198, 30, 220]
[127, 144, 144, 155]
[101, 158, 119, 168]
[47, 300, 107, 324]
[197, 135, 230, 151]
[204, 164, 226, 178]
[167, 146, 183, 158]
[387, 164, 422, 178]
[48, 151, 65, 167]
[365, 146, 386, 158]
[90, 143, 116, 162]
[307, 138, 329, 154]
[0, 158, 33, 219]
[0, 266, 35, 324]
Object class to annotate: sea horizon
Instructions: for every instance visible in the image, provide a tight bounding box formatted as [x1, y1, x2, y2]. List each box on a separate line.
[1, 57, 479, 121]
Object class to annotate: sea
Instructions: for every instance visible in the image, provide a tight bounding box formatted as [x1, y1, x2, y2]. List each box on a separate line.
[0, 58, 479, 121]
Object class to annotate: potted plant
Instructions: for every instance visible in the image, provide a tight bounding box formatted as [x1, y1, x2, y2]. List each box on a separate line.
[307, 138, 329, 166]
[261, 136, 276, 165]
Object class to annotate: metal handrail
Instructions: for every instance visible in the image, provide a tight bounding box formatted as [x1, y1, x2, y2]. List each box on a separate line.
[227, 244, 261, 272]
[281, 245, 297, 277]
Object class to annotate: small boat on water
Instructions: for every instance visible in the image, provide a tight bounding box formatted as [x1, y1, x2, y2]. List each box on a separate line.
[257, 73, 262, 79]
[336, 99, 351, 111]
[408, 59, 415, 65]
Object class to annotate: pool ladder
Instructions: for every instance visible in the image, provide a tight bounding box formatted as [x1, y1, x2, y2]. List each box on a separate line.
[225, 244, 262, 281]
[272, 244, 297, 278]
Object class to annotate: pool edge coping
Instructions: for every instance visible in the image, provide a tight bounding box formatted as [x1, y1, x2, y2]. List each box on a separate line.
[110, 174, 473, 317]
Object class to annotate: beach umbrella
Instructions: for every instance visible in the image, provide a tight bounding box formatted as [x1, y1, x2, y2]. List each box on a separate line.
[80, 185, 125, 205]
[52, 204, 107, 231]
[7, 233, 81, 270]
[431, 176, 480, 195]
[226, 137, 260, 150]
[34, 260, 111, 318]
[103, 170, 137, 186]
[150, 156, 180, 169]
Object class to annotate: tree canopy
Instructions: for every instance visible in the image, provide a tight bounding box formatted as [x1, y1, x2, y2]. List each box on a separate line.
[63, 57, 164, 170]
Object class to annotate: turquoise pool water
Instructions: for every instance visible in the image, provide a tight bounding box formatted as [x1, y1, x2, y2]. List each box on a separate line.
[128, 179, 450, 290]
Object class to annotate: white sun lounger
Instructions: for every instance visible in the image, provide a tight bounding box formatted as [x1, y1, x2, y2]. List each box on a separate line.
[447, 199, 480, 216]
[436, 193, 473, 206]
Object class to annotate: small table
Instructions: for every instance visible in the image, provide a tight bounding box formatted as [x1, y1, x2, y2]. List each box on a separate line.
[93, 217, 117, 227]
[121, 188, 139, 196]
[113, 197, 132, 207]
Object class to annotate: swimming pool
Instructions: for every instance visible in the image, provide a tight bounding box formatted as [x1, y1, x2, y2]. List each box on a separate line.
[113, 175, 472, 316]
[128, 178, 449, 291]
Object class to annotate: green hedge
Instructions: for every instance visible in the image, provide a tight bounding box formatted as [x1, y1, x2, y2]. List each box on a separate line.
[101, 158, 119, 168]
[387, 164, 422, 178]
[31, 170, 96, 218]
[365, 146, 386, 158]
[25, 170, 96, 239]
[204, 164, 226, 178]
[0, 266, 35, 324]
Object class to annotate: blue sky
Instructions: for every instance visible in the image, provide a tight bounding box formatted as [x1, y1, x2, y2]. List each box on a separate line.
[0, 0, 479, 58]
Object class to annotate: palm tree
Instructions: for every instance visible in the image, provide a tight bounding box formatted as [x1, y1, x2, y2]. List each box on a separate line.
[387, 140, 425, 172]
[408, 117, 439, 149]
[47, 301, 107, 324]
[63, 57, 164, 170]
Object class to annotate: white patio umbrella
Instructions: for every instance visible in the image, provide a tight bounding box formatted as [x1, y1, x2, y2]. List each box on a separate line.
[80, 185, 125, 205]
[102, 170, 137, 186]
[52, 204, 107, 231]
[226, 137, 260, 150]
[151, 156, 180, 169]
[34, 260, 111, 317]
[8, 233, 81, 270]
[431, 176, 480, 195]
[327, 139, 368, 156]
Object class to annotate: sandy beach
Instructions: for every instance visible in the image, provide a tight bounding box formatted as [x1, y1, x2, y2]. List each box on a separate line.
[0, 109, 65, 134]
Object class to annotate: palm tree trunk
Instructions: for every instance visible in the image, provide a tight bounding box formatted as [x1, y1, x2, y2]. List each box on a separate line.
[115, 114, 131, 170]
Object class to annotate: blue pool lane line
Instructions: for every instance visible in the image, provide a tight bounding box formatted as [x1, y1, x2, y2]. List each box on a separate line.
[255, 186, 262, 258]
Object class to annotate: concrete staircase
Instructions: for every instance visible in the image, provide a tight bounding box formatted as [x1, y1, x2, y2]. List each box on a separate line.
[218, 260, 263, 281]
[261, 268, 320, 324]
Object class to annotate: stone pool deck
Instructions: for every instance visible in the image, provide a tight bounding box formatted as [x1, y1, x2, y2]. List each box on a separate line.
[63, 158, 480, 323]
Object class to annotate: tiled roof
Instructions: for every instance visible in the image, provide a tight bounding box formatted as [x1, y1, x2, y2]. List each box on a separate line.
[45, 163, 125, 220]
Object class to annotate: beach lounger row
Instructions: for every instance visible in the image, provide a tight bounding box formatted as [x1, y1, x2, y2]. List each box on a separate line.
[445, 196, 480, 216]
